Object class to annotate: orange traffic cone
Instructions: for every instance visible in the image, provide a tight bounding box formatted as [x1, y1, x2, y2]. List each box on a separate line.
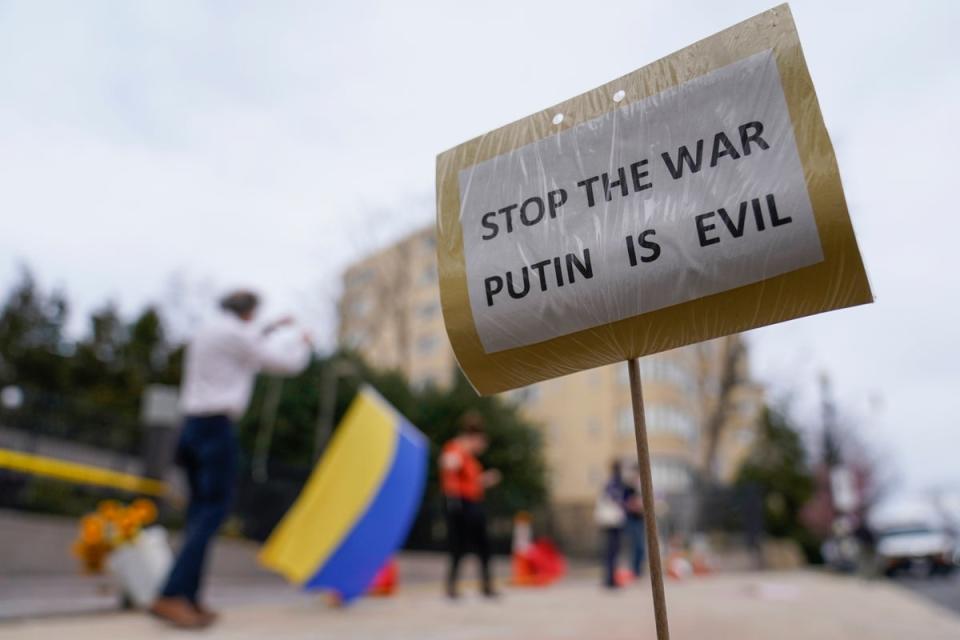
[691, 551, 712, 576]
[368, 558, 398, 596]
[511, 512, 535, 586]
[511, 512, 567, 587]
[666, 552, 693, 580]
[690, 535, 713, 575]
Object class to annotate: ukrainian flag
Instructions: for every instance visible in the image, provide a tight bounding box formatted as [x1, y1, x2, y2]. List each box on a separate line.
[259, 386, 428, 602]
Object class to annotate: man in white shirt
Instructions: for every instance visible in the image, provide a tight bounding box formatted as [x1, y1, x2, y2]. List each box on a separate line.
[151, 290, 310, 629]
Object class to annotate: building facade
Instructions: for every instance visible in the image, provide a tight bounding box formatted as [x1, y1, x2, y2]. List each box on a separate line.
[339, 227, 764, 551]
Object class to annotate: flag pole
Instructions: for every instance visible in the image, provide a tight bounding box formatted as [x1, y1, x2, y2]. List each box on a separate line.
[627, 357, 670, 640]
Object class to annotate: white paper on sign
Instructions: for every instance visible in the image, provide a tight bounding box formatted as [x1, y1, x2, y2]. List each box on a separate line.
[458, 50, 824, 355]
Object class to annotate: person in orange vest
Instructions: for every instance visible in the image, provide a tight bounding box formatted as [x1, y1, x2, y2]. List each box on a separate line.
[440, 411, 501, 599]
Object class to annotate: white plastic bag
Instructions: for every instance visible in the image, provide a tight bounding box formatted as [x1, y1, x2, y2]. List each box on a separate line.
[594, 493, 626, 528]
[107, 525, 173, 608]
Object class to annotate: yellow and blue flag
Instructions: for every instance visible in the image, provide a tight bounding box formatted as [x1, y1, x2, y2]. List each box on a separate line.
[258, 386, 428, 602]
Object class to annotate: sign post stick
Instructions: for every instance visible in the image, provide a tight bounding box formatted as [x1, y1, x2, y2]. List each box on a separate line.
[627, 357, 670, 640]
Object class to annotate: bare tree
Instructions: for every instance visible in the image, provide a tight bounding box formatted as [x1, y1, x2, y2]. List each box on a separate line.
[698, 334, 747, 483]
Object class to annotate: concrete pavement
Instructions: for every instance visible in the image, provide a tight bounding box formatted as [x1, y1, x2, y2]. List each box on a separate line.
[0, 508, 478, 620]
[3, 571, 960, 639]
[5, 510, 960, 638]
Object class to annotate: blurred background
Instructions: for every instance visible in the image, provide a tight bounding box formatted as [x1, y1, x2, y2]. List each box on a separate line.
[1, 0, 959, 637]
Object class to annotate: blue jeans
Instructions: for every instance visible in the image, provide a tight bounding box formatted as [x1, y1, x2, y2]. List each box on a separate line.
[602, 527, 622, 587]
[161, 415, 238, 602]
[626, 516, 646, 576]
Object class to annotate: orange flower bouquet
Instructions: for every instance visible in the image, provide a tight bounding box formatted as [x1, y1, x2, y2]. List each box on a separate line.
[71, 498, 172, 607]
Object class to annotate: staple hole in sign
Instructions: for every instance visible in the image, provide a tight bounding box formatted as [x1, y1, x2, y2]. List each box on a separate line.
[551, 113, 564, 125]
[613, 90, 626, 103]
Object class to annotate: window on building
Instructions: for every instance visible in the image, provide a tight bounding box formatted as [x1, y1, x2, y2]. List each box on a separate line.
[417, 335, 437, 354]
[636, 356, 696, 393]
[349, 296, 372, 318]
[737, 399, 758, 416]
[617, 408, 633, 437]
[413, 372, 439, 390]
[344, 329, 366, 349]
[511, 385, 540, 404]
[703, 377, 721, 396]
[640, 358, 658, 381]
[736, 428, 755, 448]
[588, 466, 603, 487]
[650, 458, 692, 495]
[347, 267, 373, 288]
[548, 422, 562, 444]
[587, 418, 601, 439]
[420, 264, 437, 284]
[419, 301, 439, 319]
[646, 404, 696, 441]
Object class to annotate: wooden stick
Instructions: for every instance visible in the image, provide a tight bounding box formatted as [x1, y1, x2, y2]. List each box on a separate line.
[627, 357, 670, 640]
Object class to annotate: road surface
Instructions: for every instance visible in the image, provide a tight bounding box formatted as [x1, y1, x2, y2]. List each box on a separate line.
[897, 573, 960, 615]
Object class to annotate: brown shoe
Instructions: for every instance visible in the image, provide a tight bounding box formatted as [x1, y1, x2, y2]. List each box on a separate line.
[193, 603, 220, 626]
[149, 596, 209, 629]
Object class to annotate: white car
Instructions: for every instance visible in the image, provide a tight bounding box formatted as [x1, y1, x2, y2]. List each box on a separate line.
[876, 525, 957, 576]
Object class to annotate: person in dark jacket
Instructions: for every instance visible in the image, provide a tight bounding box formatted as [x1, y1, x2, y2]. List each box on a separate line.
[599, 460, 629, 588]
[624, 465, 646, 577]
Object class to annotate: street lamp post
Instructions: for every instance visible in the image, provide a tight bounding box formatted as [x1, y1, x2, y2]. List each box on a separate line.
[252, 377, 284, 484]
[313, 359, 358, 462]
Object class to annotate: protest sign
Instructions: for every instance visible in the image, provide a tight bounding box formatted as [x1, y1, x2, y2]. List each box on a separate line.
[437, 4, 871, 396]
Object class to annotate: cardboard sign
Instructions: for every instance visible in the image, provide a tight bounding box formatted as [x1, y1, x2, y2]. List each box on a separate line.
[436, 4, 872, 395]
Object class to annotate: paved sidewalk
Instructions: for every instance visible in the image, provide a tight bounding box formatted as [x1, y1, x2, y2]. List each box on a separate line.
[3, 571, 959, 639]
[0, 509, 479, 620]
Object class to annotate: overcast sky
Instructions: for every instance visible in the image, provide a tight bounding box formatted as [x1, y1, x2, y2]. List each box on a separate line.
[1, 1, 957, 494]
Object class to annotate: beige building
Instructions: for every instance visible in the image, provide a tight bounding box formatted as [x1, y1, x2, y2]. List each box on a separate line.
[339, 227, 764, 549]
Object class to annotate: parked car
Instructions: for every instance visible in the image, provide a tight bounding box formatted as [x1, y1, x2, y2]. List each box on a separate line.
[876, 525, 957, 576]
[871, 497, 959, 577]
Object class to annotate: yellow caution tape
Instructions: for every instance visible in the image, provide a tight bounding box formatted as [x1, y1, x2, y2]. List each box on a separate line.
[0, 448, 167, 496]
